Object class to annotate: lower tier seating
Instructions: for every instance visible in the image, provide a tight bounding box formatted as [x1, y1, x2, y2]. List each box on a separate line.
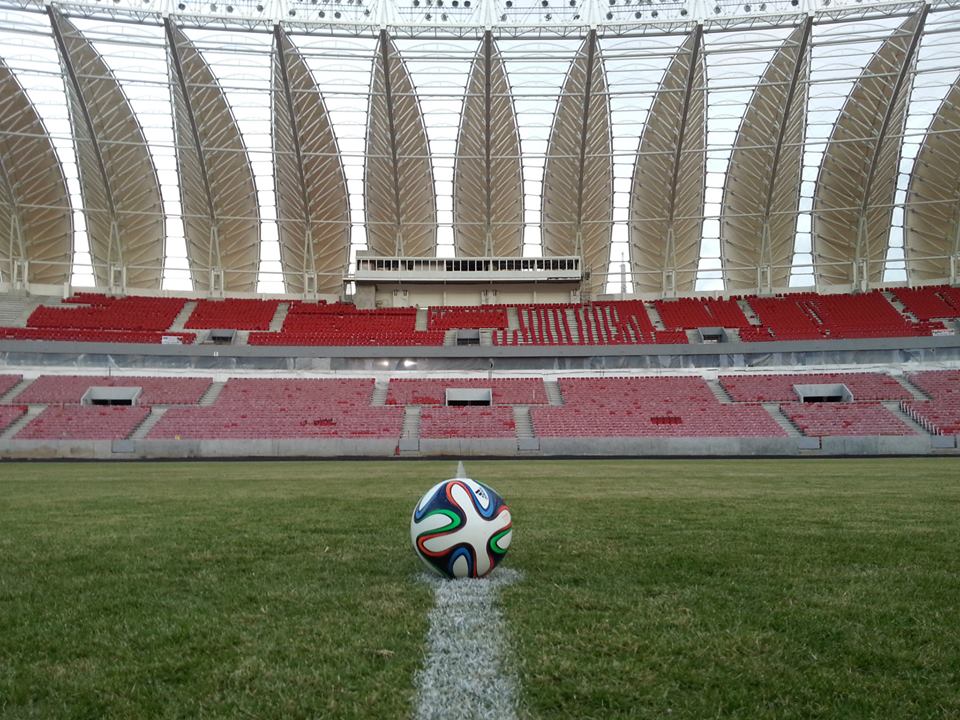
[419, 407, 516, 438]
[0, 374, 22, 398]
[16, 405, 149, 440]
[15, 376, 212, 405]
[531, 377, 786, 437]
[385, 378, 548, 406]
[0, 405, 27, 433]
[145, 378, 401, 439]
[901, 371, 960, 435]
[780, 402, 916, 436]
[148, 406, 404, 440]
[719, 372, 912, 402]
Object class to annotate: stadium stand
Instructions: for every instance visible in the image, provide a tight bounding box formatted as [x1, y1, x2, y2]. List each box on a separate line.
[185, 299, 280, 330]
[654, 297, 752, 330]
[146, 378, 405, 439]
[385, 378, 548, 406]
[779, 402, 916, 437]
[0, 290, 951, 347]
[14, 376, 212, 405]
[0, 405, 27, 434]
[28, 294, 186, 331]
[889, 286, 960, 321]
[249, 303, 445, 346]
[901, 370, 960, 435]
[418, 406, 516, 438]
[0, 374, 22, 398]
[16, 405, 150, 440]
[531, 377, 786, 437]
[719, 372, 912, 402]
[428, 306, 509, 330]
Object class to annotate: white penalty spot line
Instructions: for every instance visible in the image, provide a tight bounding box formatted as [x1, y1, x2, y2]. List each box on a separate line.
[414, 569, 522, 720]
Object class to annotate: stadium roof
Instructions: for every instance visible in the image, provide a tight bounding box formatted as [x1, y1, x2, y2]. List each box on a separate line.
[1, 0, 959, 294]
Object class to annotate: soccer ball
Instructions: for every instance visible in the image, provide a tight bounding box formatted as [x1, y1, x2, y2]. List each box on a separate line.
[410, 477, 512, 579]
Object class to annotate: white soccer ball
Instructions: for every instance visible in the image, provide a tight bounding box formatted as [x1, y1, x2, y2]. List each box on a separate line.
[410, 477, 512, 579]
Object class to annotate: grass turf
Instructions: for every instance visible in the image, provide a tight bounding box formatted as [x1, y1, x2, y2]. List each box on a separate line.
[1, 459, 959, 719]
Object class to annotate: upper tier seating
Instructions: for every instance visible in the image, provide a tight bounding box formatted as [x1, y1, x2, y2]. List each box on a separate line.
[16, 405, 149, 440]
[889, 286, 960, 321]
[0, 290, 952, 347]
[385, 378, 548, 406]
[0, 374, 22, 398]
[428, 306, 508, 330]
[901, 370, 960, 435]
[780, 402, 915, 436]
[15, 375, 212, 405]
[803, 291, 941, 339]
[249, 303, 445, 346]
[742, 294, 822, 341]
[655, 297, 752, 330]
[719, 372, 912, 402]
[146, 378, 404, 439]
[28, 294, 186, 332]
[492, 301, 685, 346]
[0, 405, 27, 433]
[419, 406, 516, 438]
[531, 377, 785, 437]
[186, 299, 280, 331]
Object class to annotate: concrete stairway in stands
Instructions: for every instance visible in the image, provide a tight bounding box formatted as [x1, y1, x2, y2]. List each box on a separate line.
[415, 308, 429, 332]
[544, 380, 564, 405]
[565, 309, 581, 343]
[706, 378, 733, 403]
[269, 303, 290, 332]
[883, 401, 931, 435]
[513, 406, 534, 438]
[893, 374, 930, 400]
[738, 299, 762, 325]
[132, 407, 167, 440]
[168, 301, 197, 332]
[0, 377, 32, 402]
[646, 302, 666, 331]
[506, 307, 520, 331]
[0, 406, 44, 440]
[401, 406, 421, 440]
[371, 380, 389, 405]
[199, 381, 226, 406]
[763, 403, 802, 437]
[513, 405, 539, 450]
[0, 295, 45, 327]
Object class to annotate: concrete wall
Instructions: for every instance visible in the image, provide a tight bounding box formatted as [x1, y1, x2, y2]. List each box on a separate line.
[0, 434, 955, 460]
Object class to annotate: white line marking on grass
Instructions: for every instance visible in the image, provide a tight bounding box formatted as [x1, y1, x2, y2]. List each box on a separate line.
[415, 569, 522, 720]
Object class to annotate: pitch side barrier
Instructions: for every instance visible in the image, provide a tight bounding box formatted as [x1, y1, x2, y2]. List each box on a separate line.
[2, 335, 960, 373]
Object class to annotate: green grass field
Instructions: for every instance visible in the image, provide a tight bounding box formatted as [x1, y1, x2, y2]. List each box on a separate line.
[1, 458, 959, 719]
